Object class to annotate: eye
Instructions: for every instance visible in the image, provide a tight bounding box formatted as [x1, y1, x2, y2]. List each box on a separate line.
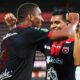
[54, 21, 60, 24]
[50, 22, 53, 24]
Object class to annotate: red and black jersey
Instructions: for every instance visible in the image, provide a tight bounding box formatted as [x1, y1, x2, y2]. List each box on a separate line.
[44, 38, 76, 80]
[0, 26, 49, 80]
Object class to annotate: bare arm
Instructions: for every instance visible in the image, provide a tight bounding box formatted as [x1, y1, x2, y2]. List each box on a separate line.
[48, 22, 78, 41]
[73, 27, 80, 66]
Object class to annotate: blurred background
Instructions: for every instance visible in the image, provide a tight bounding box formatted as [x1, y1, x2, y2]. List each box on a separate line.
[0, 0, 80, 80]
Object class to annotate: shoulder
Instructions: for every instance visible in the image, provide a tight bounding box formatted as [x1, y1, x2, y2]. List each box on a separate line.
[31, 27, 49, 32]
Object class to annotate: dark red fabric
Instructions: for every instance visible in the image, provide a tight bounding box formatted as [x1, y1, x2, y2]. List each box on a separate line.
[0, 48, 8, 69]
[17, 24, 30, 28]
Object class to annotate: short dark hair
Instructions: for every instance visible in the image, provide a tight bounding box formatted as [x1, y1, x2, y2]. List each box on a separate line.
[52, 8, 67, 21]
[17, 3, 38, 22]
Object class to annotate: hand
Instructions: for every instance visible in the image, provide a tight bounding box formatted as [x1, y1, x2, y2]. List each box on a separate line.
[66, 12, 79, 24]
[66, 12, 79, 36]
[4, 13, 17, 26]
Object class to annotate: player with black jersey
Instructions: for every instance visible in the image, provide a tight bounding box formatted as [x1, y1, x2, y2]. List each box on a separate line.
[0, 3, 79, 80]
[0, 3, 49, 80]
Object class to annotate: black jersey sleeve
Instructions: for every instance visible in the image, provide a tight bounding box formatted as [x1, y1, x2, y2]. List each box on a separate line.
[31, 27, 49, 43]
[24, 27, 49, 44]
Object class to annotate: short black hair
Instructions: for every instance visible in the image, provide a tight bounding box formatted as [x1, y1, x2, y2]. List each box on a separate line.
[17, 3, 39, 22]
[52, 8, 67, 21]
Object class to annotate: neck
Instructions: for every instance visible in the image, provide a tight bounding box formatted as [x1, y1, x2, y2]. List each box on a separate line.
[20, 20, 32, 27]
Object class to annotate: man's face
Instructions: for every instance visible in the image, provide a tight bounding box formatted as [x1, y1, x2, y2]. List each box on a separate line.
[50, 15, 67, 31]
[31, 7, 44, 27]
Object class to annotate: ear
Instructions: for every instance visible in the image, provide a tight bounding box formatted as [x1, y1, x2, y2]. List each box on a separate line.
[27, 15, 34, 21]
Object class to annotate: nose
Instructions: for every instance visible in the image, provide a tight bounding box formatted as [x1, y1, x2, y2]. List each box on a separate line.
[50, 25, 56, 30]
[50, 23, 57, 29]
[41, 16, 44, 22]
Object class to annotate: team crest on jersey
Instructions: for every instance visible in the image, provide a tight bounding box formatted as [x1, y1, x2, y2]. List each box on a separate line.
[0, 68, 13, 80]
[62, 47, 69, 54]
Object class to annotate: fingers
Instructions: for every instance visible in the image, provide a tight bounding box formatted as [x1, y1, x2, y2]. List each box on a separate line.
[4, 13, 17, 21]
[4, 13, 17, 26]
[66, 12, 79, 24]
[66, 12, 79, 34]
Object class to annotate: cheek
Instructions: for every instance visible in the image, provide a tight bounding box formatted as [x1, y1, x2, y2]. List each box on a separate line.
[36, 17, 41, 23]
[61, 24, 66, 28]
[50, 25, 53, 29]
[33, 17, 41, 27]
[57, 23, 61, 27]
[35, 18, 40, 24]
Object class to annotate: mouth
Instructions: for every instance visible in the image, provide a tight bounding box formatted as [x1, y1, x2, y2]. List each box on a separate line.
[51, 28, 62, 31]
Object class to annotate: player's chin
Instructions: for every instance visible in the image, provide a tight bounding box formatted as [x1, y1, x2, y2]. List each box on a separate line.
[38, 23, 42, 28]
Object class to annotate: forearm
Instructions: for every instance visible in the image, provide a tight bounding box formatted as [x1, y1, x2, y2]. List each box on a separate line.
[48, 22, 78, 41]
[73, 32, 80, 66]
[48, 30, 68, 41]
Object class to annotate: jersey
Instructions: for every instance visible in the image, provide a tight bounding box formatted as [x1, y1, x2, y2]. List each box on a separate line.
[0, 26, 49, 80]
[44, 38, 76, 80]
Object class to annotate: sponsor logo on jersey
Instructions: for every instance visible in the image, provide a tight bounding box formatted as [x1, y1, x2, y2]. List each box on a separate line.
[47, 67, 58, 80]
[47, 56, 63, 64]
[62, 47, 69, 54]
[0, 68, 13, 80]
[3, 32, 18, 40]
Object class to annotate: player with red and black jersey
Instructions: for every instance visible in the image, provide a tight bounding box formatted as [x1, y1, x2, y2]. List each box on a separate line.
[45, 9, 79, 80]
